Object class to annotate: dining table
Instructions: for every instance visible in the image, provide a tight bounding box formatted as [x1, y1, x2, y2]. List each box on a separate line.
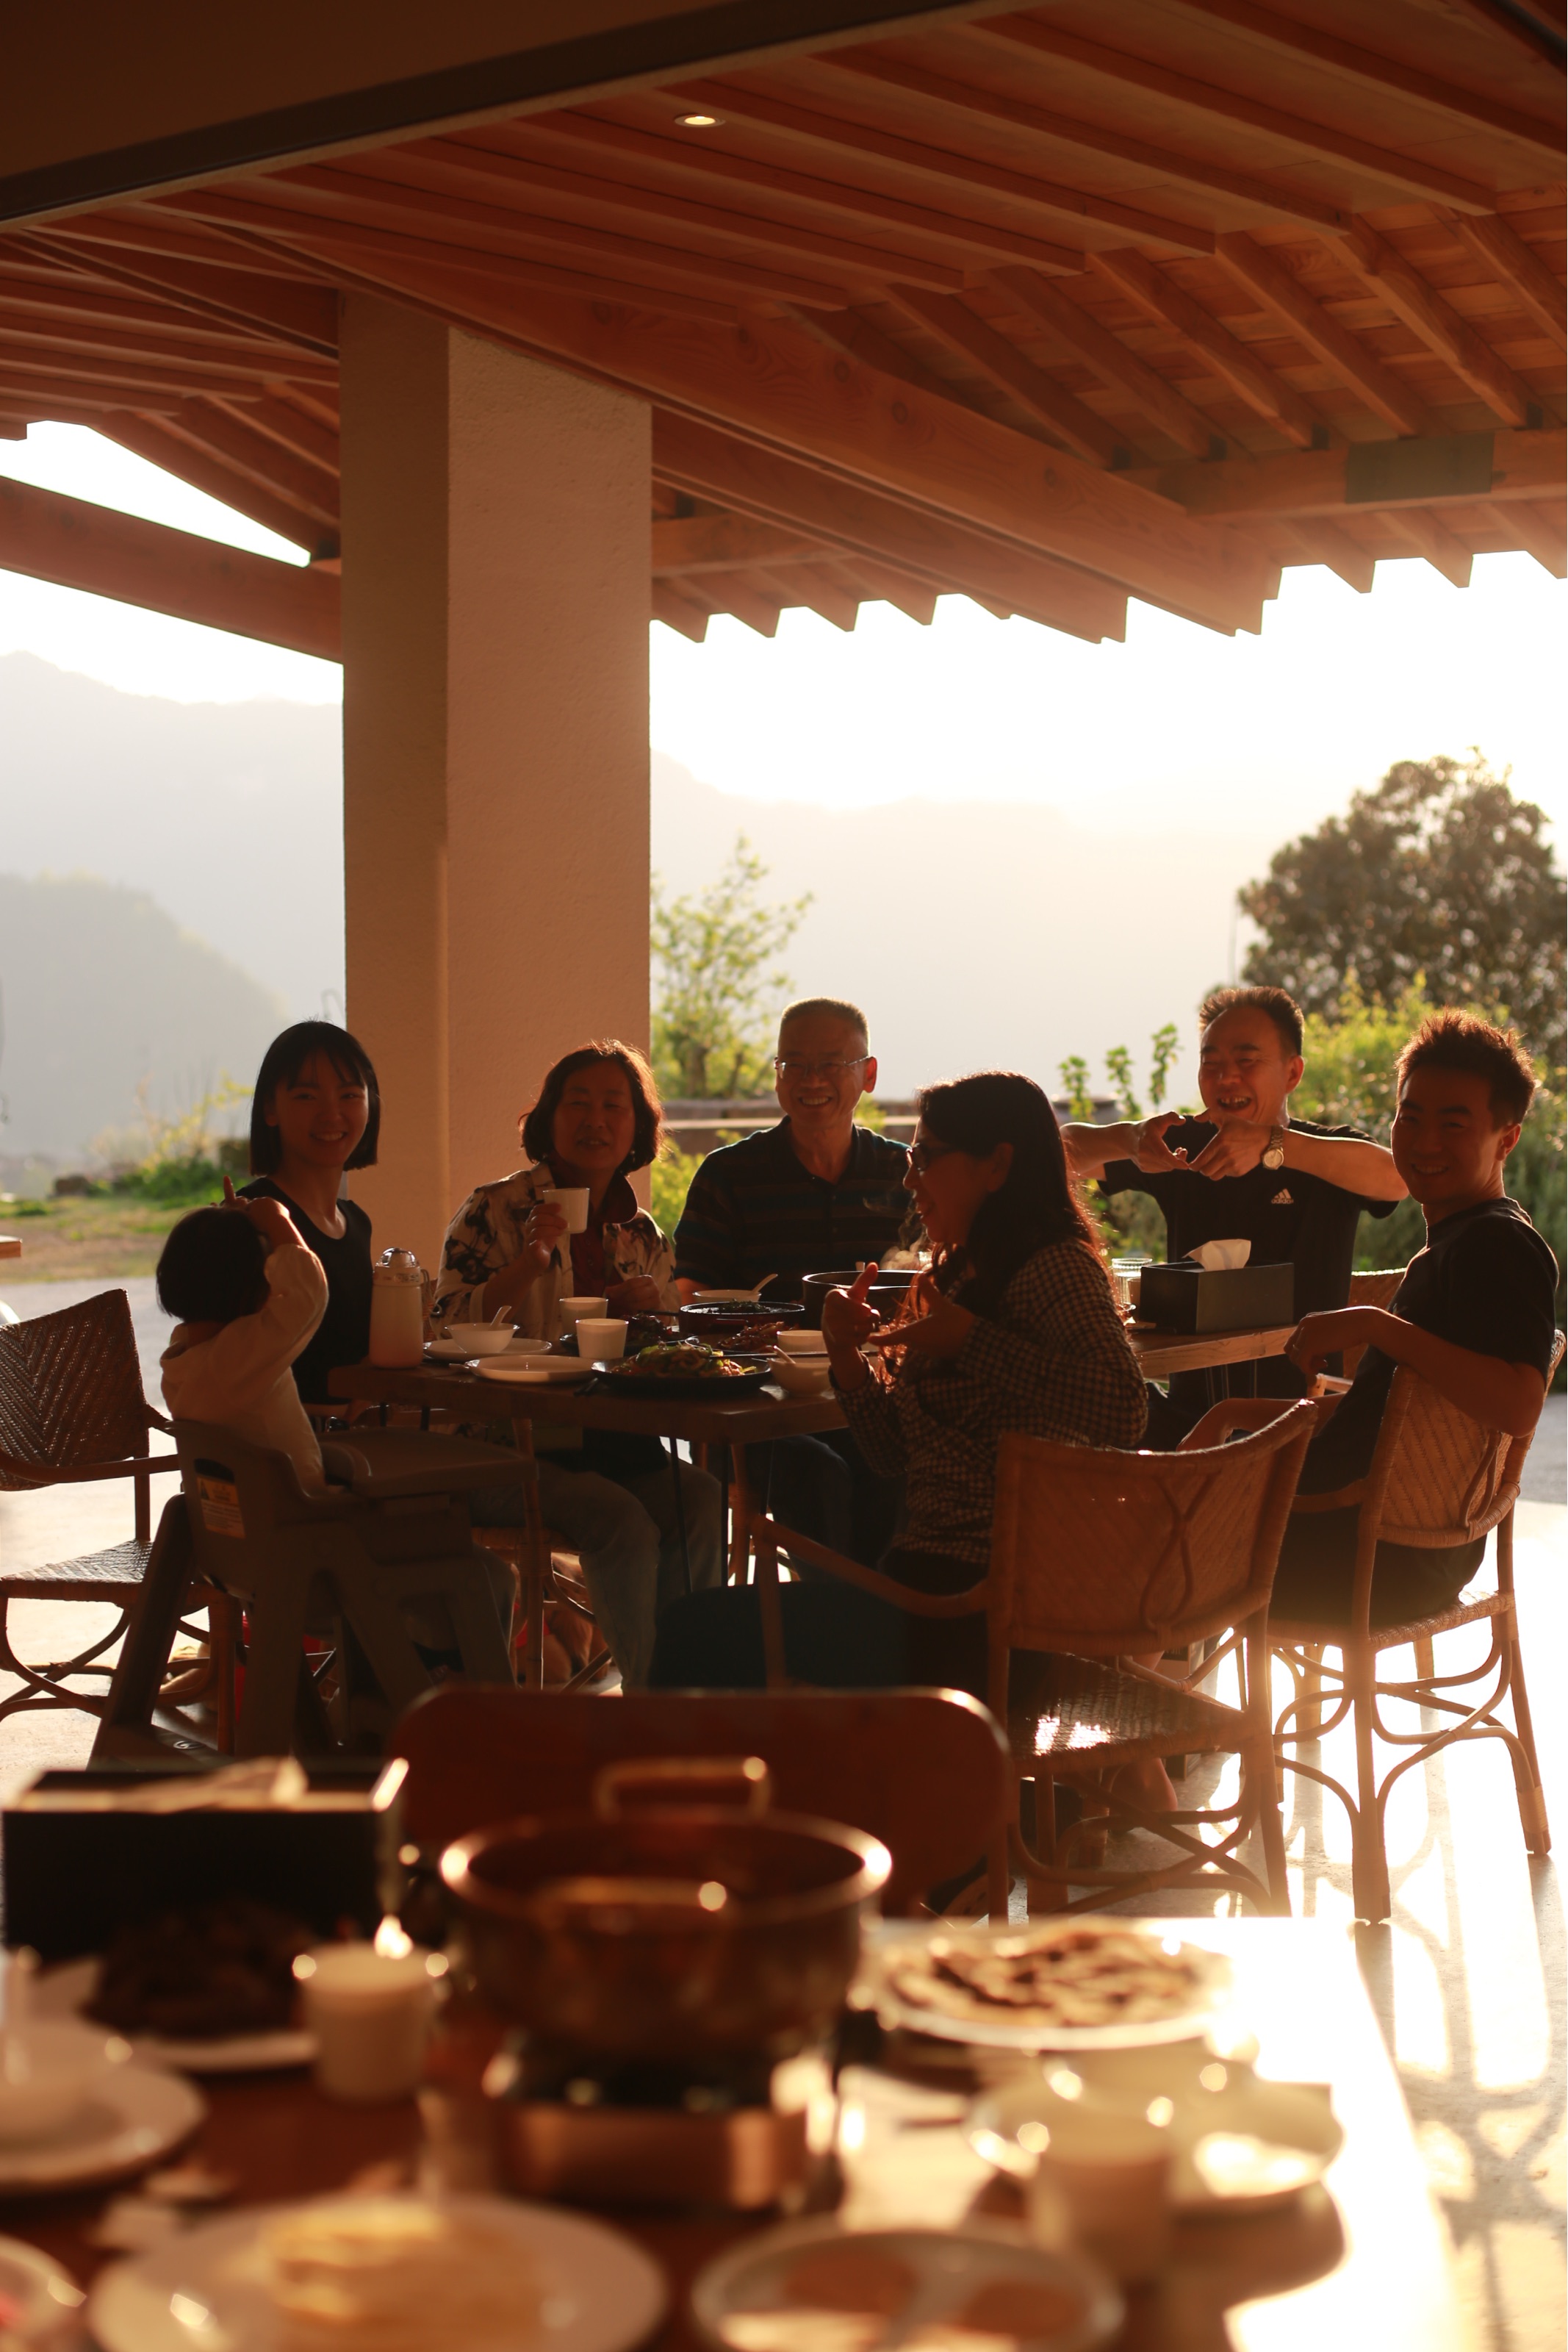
[0, 1914, 1459, 2352]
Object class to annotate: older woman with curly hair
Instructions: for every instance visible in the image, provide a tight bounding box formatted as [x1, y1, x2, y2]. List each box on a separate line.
[434, 1041, 722, 1688]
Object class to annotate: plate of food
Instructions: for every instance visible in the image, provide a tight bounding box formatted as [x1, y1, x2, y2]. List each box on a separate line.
[862, 1921, 1234, 2052]
[592, 1343, 775, 1399]
[89, 2191, 668, 2352]
[691, 2218, 1120, 2352]
[36, 1898, 320, 2074]
[474, 1357, 598, 1386]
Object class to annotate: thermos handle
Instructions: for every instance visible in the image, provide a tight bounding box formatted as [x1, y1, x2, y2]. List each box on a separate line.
[591, 1754, 772, 1818]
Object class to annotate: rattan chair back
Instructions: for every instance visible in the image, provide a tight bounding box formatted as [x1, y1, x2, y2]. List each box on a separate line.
[1343, 1269, 1407, 1377]
[1367, 1366, 1528, 1549]
[988, 1400, 1316, 1659]
[0, 1291, 149, 1486]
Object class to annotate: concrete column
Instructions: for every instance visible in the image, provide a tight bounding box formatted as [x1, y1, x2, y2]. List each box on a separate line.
[339, 295, 651, 1264]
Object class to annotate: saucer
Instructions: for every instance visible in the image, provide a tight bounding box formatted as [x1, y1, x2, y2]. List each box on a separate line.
[0, 2062, 204, 2194]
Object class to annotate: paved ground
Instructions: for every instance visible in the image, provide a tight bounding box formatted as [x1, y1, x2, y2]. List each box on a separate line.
[0, 1277, 1563, 2348]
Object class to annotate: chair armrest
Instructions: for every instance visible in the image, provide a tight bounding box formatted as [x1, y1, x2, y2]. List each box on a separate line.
[1177, 1399, 1303, 1450]
[1290, 1477, 1370, 1515]
[321, 1429, 537, 1502]
[763, 1519, 986, 1616]
[0, 1449, 177, 1489]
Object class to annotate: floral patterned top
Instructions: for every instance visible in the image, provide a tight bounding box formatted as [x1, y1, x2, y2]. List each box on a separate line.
[432, 1163, 678, 1341]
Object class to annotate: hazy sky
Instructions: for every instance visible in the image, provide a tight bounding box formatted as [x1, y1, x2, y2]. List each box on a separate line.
[1, 420, 1562, 848]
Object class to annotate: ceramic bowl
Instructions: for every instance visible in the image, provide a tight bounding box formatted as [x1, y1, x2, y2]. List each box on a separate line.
[777, 1331, 832, 1358]
[769, 1352, 832, 1394]
[0, 2024, 126, 2143]
[441, 1324, 517, 1357]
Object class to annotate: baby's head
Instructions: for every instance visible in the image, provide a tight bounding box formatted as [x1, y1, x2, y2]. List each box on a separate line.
[157, 1208, 269, 1327]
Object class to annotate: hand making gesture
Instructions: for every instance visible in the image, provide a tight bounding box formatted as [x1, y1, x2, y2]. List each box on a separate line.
[220, 1177, 304, 1254]
[864, 1269, 976, 1369]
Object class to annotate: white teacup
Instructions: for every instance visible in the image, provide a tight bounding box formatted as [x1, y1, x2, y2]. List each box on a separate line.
[543, 1187, 591, 1236]
[576, 1317, 629, 1362]
[295, 1943, 443, 2104]
[1024, 2067, 1174, 2284]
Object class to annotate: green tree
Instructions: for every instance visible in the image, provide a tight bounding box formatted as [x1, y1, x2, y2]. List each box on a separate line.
[1238, 752, 1566, 1066]
[1057, 1056, 1094, 1120]
[650, 839, 812, 1100]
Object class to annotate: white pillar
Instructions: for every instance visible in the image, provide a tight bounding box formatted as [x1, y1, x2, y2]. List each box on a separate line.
[339, 296, 650, 1264]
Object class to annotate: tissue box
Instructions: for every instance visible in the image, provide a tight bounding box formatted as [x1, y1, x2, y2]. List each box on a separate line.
[2, 1762, 394, 1962]
[1138, 1259, 1294, 1334]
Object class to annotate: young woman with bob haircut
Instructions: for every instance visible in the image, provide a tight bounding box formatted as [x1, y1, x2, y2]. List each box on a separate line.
[239, 1020, 381, 1406]
[433, 1040, 722, 1689]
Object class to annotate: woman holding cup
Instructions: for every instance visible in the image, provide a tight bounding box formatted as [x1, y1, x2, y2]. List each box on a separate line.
[432, 1042, 722, 1688]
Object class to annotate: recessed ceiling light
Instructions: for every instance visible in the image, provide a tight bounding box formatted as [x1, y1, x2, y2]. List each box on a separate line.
[676, 112, 722, 128]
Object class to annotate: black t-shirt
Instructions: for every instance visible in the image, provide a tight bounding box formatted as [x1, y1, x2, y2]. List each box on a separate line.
[1101, 1115, 1398, 1404]
[239, 1178, 373, 1405]
[1300, 1194, 1560, 1495]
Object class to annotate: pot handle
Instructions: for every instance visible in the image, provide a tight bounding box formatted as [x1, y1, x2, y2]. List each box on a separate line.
[592, 1754, 772, 1818]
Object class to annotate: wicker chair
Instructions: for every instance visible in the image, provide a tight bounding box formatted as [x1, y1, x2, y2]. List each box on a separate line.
[0, 1290, 198, 1727]
[755, 1399, 1316, 1920]
[1264, 1338, 1566, 1925]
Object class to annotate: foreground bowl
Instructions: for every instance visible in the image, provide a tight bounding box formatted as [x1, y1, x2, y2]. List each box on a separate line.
[770, 1353, 832, 1395]
[0, 2023, 126, 2143]
[441, 1323, 516, 1357]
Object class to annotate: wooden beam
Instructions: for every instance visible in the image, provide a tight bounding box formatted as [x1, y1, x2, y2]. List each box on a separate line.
[754, 559, 860, 629]
[531, 112, 1087, 275]
[787, 301, 979, 404]
[1161, 0, 1565, 157]
[93, 411, 329, 552]
[1499, 498, 1567, 574]
[975, 19, 1497, 210]
[1338, 218, 1544, 427]
[839, 556, 938, 623]
[988, 267, 1223, 460]
[417, 132, 968, 293]
[1279, 516, 1375, 591]
[0, 473, 339, 657]
[885, 284, 1132, 465]
[652, 514, 816, 572]
[154, 397, 339, 527]
[1090, 247, 1325, 447]
[221, 390, 340, 476]
[651, 407, 1129, 642]
[664, 77, 1214, 251]
[1129, 427, 1563, 516]
[684, 569, 783, 637]
[822, 48, 1344, 227]
[0, 269, 308, 365]
[652, 579, 710, 641]
[1443, 211, 1567, 351]
[1213, 232, 1440, 437]
[1389, 506, 1474, 585]
[1442, 0, 1566, 69]
[17, 229, 339, 356]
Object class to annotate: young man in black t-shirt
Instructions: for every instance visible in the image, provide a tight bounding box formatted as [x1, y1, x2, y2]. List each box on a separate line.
[1270, 1014, 1559, 1625]
[1063, 986, 1407, 1441]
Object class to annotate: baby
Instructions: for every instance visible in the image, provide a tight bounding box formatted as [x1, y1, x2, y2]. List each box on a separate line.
[158, 1186, 328, 1491]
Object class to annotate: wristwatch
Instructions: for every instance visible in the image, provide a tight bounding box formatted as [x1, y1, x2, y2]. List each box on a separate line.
[1262, 1124, 1288, 1170]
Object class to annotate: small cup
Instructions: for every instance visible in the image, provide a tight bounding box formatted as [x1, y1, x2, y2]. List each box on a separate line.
[576, 1317, 629, 1362]
[558, 1296, 608, 1338]
[294, 1942, 443, 2103]
[544, 1187, 591, 1235]
[1024, 2070, 1173, 2284]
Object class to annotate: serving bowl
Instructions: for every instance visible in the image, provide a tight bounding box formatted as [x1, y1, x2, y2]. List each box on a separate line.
[440, 1323, 517, 1358]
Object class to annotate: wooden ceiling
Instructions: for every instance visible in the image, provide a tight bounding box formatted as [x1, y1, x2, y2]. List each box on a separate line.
[0, 0, 1562, 653]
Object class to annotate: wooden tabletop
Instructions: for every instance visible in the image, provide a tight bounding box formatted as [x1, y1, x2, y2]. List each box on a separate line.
[0, 1918, 1456, 2351]
[1128, 1322, 1295, 1381]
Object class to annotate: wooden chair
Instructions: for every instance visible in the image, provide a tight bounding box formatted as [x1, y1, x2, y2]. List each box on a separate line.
[1264, 1338, 1566, 1925]
[1342, 1269, 1408, 1376]
[390, 1685, 1011, 1915]
[755, 1401, 1316, 1920]
[0, 1290, 197, 1728]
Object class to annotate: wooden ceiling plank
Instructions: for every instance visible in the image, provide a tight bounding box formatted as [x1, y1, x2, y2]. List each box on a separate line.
[1161, 0, 1565, 156]
[93, 410, 330, 551]
[0, 343, 268, 402]
[15, 228, 339, 356]
[0, 472, 339, 659]
[1129, 425, 1564, 515]
[1090, 247, 1323, 446]
[532, 112, 1086, 274]
[1444, 211, 1567, 350]
[885, 283, 1132, 465]
[420, 132, 967, 293]
[1339, 218, 1544, 426]
[0, 265, 309, 362]
[0, 377, 181, 417]
[1391, 504, 1475, 584]
[988, 266, 1225, 459]
[0, 304, 323, 390]
[663, 77, 1214, 252]
[651, 579, 710, 640]
[162, 397, 339, 524]
[1213, 232, 1440, 435]
[825, 47, 1343, 228]
[48, 209, 326, 282]
[223, 390, 340, 475]
[270, 158, 858, 310]
[975, 20, 1497, 212]
[1497, 498, 1567, 573]
[652, 407, 1127, 641]
[1442, 0, 1566, 70]
[652, 513, 818, 571]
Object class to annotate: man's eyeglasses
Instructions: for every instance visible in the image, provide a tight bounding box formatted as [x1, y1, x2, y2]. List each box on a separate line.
[907, 1141, 957, 1175]
[773, 1056, 869, 1080]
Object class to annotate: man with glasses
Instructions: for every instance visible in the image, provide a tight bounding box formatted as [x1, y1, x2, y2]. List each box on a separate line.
[675, 997, 910, 1565]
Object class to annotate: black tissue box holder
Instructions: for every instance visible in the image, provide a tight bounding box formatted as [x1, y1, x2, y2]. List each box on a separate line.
[1138, 1259, 1294, 1335]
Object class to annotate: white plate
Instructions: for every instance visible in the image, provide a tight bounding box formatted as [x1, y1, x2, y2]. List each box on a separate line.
[425, 1339, 479, 1362]
[0, 2231, 86, 2334]
[691, 2219, 1119, 2352]
[0, 2061, 204, 2194]
[89, 2193, 668, 2352]
[863, 1923, 1234, 2052]
[35, 1959, 317, 2077]
[475, 1358, 597, 1386]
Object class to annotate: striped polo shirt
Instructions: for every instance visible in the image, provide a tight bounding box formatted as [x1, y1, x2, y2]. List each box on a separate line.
[673, 1119, 912, 1303]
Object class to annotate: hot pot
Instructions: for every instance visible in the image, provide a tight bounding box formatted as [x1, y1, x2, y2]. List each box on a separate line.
[675, 1300, 805, 1346]
[442, 1758, 889, 2062]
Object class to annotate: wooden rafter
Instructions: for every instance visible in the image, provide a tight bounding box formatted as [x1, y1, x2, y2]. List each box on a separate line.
[1278, 516, 1375, 592]
[94, 410, 331, 552]
[884, 284, 1132, 465]
[1090, 247, 1324, 448]
[154, 396, 339, 526]
[972, 19, 1496, 212]
[1212, 232, 1439, 437]
[1339, 218, 1545, 427]
[987, 267, 1226, 460]
[652, 513, 816, 572]
[1442, 211, 1568, 351]
[1389, 505, 1475, 586]
[1500, 499, 1567, 574]
[17, 228, 339, 356]
[0, 472, 339, 656]
[818, 47, 1344, 228]
[651, 578, 710, 640]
